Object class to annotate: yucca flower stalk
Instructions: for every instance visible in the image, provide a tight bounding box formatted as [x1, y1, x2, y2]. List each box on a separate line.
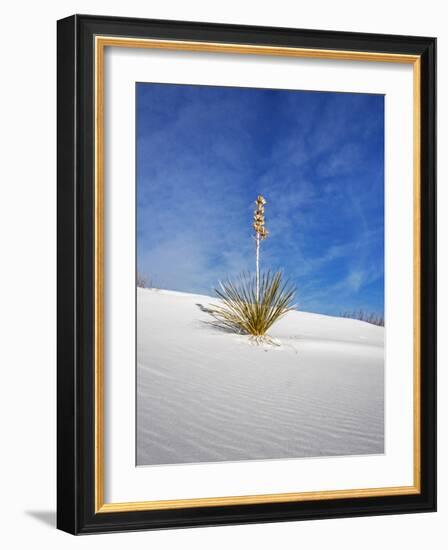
[253, 195, 268, 303]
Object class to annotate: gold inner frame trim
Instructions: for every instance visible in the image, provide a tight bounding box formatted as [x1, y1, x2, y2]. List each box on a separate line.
[94, 35, 422, 514]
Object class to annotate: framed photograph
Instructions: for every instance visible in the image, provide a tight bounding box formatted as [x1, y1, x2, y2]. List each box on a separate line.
[57, 14, 436, 534]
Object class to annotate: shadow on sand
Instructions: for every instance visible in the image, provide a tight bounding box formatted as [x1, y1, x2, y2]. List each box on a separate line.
[195, 303, 241, 335]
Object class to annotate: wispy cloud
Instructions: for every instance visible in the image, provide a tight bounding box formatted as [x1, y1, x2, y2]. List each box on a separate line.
[137, 84, 384, 316]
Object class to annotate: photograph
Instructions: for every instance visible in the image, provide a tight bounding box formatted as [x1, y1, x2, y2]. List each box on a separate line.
[136, 82, 385, 467]
[55, 13, 436, 535]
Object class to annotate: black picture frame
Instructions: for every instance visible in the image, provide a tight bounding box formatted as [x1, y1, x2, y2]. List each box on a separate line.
[57, 14, 436, 535]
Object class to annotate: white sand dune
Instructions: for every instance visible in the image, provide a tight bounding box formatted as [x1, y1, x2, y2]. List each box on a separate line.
[137, 288, 384, 466]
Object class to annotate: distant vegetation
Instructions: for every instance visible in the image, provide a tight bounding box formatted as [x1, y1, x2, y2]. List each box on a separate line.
[137, 273, 150, 288]
[341, 310, 384, 327]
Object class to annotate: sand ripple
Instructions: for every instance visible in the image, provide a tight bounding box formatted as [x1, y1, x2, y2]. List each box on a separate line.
[137, 289, 384, 466]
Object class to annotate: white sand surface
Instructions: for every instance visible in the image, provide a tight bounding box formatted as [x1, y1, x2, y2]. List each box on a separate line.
[137, 288, 384, 466]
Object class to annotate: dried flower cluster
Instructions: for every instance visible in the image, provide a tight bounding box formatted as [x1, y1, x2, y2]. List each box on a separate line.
[253, 195, 268, 240]
[253, 195, 268, 303]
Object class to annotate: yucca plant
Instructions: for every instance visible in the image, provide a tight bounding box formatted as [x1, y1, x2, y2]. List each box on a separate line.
[208, 195, 296, 343]
[209, 271, 295, 342]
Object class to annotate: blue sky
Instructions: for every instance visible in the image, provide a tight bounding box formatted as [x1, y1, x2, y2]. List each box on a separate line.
[136, 83, 384, 317]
